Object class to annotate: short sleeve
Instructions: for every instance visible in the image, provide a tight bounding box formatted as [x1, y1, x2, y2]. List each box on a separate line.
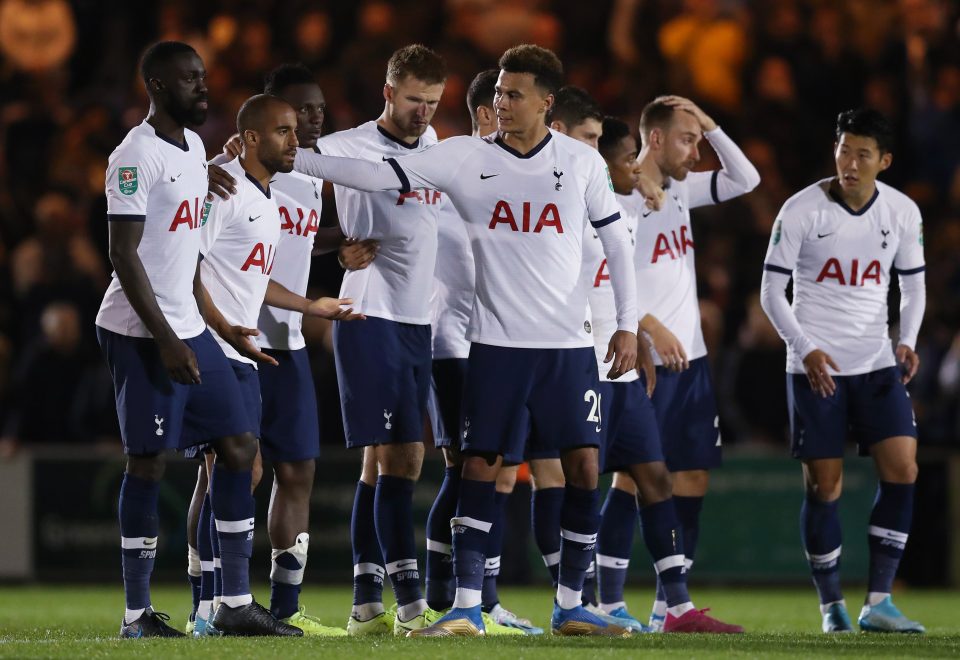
[105, 139, 162, 219]
[894, 205, 925, 274]
[392, 138, 473, 193]
[585, 150, 622, 228]
[763, 210, 805, 276]
[199, 195, 229, 257]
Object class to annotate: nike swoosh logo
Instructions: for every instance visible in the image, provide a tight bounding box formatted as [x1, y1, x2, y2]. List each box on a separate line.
[817, 232, 833, 238]
[480, 173, 499, 180]
[248, 216, 260, 222]
[169, 173, 181, 182]
[395, 560, 417, 569]
[642, 210, 653, 218]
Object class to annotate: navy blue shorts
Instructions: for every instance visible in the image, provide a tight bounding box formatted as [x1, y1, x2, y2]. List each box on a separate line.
[427, 358, 468, 450]
[599, 378, 664, 474]
[461, 343, 601, 465]
[787, 366, 917, 459]
[257, 348, 320, 462]
[333, 317, 432, 448]
[96, 326, 254, 455]
[651, 357, 722, 472]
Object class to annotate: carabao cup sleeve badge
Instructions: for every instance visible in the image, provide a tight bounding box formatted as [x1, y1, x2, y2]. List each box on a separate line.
[119, 167, 138, 195]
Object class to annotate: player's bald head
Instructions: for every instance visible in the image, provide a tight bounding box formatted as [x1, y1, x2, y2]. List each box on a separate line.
[237, 94, 294, 134]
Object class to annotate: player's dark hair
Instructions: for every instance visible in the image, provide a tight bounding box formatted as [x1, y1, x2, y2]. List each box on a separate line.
[638, 96, 676, 142]
[264, 63, 317, 95]
[498, 44, 563, 96]
[835, 108, 894, 154]
[466, 69, 499, 130]
[386, 44, 447, 85]
[139, 41, 198, 83]
[237, 94, 290, 133]
[547, 85, 603, 129]
[598, 117, 632, 160]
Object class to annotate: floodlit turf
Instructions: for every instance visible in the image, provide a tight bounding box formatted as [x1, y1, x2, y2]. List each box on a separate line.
[1, 585, 958, 658]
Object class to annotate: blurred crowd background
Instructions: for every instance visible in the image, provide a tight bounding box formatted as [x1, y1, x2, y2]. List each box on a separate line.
[1, 0, 959, 457]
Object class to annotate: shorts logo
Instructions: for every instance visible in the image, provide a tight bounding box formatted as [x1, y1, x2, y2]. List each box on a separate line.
[154, 415, 164, 436]
[714, 415, 721, 446]
[119, 167, 138, 195]
[462, 418, 471, 440]
[383, 410, 393, 430]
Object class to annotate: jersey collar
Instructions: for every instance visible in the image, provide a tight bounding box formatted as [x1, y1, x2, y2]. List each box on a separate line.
[154, 129, 189, 152]
[245, 172, 271, 199]
[377, 125, 420, 150]
[494, 132, 552, 159]
[828, 183, 879, 216]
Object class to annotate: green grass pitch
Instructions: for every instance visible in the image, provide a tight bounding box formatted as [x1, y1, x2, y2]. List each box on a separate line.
[1, 585, 958, 658]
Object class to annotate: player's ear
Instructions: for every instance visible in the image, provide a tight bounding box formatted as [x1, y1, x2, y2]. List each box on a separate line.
[148, 77, 163, 94]
[649, 127, 664, 150]
[242, 129, 258, 147]
[477, 105, 492, 126]
[542, 92, 554, 116]
[879, 151, 893, 171]
[383, 83, 394, 104]
[549, 120, 564, 132]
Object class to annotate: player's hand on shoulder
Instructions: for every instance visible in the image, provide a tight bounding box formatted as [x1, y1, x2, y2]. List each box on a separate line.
[220, 325, 279, 366]
[604, 329, 639, 380]
[895, 344, 920, 384]
[802, 349, 839, 397]
[157, 336, 202, 384]
[649, 323, 688, 372]
[207, 163, 237, 200]
[222, 134, 242, 159]
[637, 172, 665, 211]
[338, 237, 379, 270]
[660, 95, 717, 132]
[304, 297, 365, 321]
[636, 331, 657, 396]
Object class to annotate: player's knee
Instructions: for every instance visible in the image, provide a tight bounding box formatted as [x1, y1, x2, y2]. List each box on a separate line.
[637, 467, 673, 504]
[883, 460, 918, 484]
[213, 433, 258, 471]
[275, 459, 316, 493]
[560, 450, 598, 490]
[461, 453, 500, 481]
[496, 465, 518, 493]
[126, 453, 165, 481]
[806, 474, 842, 501]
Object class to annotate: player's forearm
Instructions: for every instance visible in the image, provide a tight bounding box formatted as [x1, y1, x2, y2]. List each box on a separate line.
[312, 226, 345, 256]
[193, 275, 230, 336]
[639, 313, 665, 335]
[294, 149, 406, 193]
[109, 238, 179, 343]
[705, 127, 761, 197]
[759, 270, 816, 359]
[264, 279, 310, 313]
[898, 271, 926, 350]
[596, 220, 639, 331]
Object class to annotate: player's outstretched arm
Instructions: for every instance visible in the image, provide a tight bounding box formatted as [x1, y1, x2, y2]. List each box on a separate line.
[193, 272, 278, 366]
[264, 279, 365, 321]
[109, 221, 200, 384]
[294, 149, 406, 193]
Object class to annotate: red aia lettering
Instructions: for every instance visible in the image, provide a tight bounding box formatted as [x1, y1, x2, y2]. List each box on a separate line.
[594, 259, 609, 287]
[240, 243, 276, 275]
[815, 258, 882, 286]
[168, 198, 202, 231]
[279, 206, 320, 238]
[396, 189, 441, 206]
[650, 226, 694, 263]
[488, 201, 564, 233]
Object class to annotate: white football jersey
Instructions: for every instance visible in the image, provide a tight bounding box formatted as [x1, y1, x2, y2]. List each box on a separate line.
[634, 127, 759, 365]
[317, 121, 441, 324]
[394, 130, 624, 349]
[200, 158, 282, 366]
[257, 169, 323, 351]
[96, 121, 209, 339]
[764, 178, 925, 375]
[582, 191, 640, 382]
[431, 197, 475, 360]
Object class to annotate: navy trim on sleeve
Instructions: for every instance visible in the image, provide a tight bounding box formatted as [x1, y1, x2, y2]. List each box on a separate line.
[894, 265, 925, 276]
[764, 263, 792, 275]
[710, 170, 720, 204]
[590, 211, 621, 229]
[385, 157, 411, 194]
[108, 214, 147, 222]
